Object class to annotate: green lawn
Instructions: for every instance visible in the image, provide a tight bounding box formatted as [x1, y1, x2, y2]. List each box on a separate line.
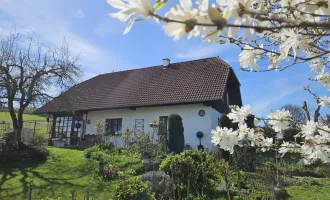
[0, 147, 141, 200]
[286, 179, 330, 200]
[0, 112, 46, 121]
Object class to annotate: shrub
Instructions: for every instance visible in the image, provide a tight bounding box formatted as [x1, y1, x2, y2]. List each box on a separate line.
[90, 151, 111, 162]
[0, 132, 16, 153]
[83, 145, 100, 159]
[32, 146, 49, 161]
[113, 178, 155, 200]
[140, 171, 173, 200]
[103, 167, 118, 181]
[168, 113, 184, 154]
[183, 144, 193, 150]
[33, 133, 48, 146]
[160, 150, 222, 198]
[0, 144, 49, 164]
[160, 153, 196, 198]
[314, 166, 327, 177]
[128, 163, 145, 175]
[247, 191, 273, 200]
[99, 143, 115, 150]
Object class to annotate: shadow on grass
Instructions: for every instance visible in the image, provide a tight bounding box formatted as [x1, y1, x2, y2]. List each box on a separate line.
[0, 164, 88, 199]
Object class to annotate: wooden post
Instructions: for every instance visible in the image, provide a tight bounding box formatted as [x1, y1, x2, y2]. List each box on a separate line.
[51, 115, 56, 138]
[33, 121, 37, 145]
[86, 187, 90, 200]
[29, 181, 33, 200]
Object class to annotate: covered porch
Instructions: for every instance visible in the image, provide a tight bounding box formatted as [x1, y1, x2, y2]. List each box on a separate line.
[49, 111, 88, 147]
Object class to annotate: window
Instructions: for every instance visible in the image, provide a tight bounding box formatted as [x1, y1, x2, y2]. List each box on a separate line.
[106, 118, 122, 134]
[158, 116, 168, 135]
[54, 116, 73, 138]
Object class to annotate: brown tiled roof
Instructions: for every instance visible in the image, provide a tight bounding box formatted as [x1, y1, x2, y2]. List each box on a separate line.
[35, 57, 239, 114]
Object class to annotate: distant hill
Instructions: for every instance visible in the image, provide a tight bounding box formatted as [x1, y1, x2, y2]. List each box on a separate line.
[0, 112, 46, 121]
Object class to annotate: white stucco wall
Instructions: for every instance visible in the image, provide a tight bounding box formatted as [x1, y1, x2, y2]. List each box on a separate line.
[211, 108, 221, 131]
[85, 104, 220, 150]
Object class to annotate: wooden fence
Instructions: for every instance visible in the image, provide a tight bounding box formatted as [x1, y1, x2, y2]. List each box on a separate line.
[0, 120, 52, 145]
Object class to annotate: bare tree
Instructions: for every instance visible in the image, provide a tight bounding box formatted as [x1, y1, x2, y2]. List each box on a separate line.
[0, 33, 82, 145]
[319, 114, 330, 126]
[281, 104, 307, 128]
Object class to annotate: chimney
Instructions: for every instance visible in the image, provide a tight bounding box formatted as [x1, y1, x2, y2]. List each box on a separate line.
[162, 58, 170, 68]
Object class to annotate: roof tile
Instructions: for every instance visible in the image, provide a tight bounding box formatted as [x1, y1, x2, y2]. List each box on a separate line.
[35, 57, 236, 113]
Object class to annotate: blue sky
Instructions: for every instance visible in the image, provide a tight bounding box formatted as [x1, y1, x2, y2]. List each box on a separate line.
[0, 0, 328, 117]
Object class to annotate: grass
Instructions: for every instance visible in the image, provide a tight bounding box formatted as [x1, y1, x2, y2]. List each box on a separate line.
[0, 112, 46, 121]
[0, 147, 142, 200]
[286, 178, 330, 200]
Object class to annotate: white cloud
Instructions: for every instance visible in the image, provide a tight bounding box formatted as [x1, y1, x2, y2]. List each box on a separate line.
[73, 8, 85, 18]
[176, 43, 235, 60]
[94, 17, 124, 38]
[177, 45, 222, 59]
[0, 0, 134, 75]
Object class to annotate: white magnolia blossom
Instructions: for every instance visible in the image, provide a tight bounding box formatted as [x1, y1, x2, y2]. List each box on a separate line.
[310, 58, 325, 73]
[216, 0, 256, 38]
[211, 127, 240, 154]
[319, 125, 330, 140]
[237, 124, 265, 146]
[267, 50, 281, 70]
[277, 29, 310, 61]
[299, 123, 330, 164]
[316, 72, 330, 90]
[227, 104, 252, 125]
[267, 109, 292, 132]
[197, 4, 228, 43]
[107, 0, 152, 34]
[163, 0, 200, 40]
[301, 143, 330, 165]
[239, 44, 263, 71]
[260, 137, 273, 152]
[107, 0, 330, 73]
[237, 123, 252, 139]
[278, 141, 300, 157]
[319, 96, 330, 108]
[300, 121, 318, 139]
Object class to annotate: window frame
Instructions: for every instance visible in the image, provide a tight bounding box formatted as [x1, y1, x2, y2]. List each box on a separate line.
[158, 116, 168, 134]
[54, 115, 73, 138]
[105, 118, 123, 135]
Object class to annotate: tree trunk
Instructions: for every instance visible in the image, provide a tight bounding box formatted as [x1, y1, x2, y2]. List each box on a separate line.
[16, 109, 25, 145]
[7, 101, 19, 145]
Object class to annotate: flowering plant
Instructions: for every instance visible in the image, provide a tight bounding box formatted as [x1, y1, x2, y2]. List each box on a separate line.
[103, 167, 119, 181]
[107, 0, 330, 165]
[211, 104, 330, 165]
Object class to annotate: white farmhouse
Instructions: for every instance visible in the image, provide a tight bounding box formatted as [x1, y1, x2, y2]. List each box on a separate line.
[35, 57, 242, 149]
